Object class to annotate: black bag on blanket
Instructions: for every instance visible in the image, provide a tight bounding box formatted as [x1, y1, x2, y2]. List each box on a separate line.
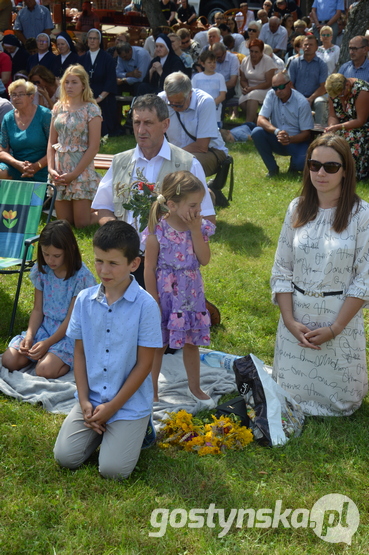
[216, 396, 251, 428]
[233, 354, 305, 447]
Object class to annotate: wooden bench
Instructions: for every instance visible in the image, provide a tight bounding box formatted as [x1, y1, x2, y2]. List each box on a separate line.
[116, 95, 134, 107]
[94, 153, 114, 170]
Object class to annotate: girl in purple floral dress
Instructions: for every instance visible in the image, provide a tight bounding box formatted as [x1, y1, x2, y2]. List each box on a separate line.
[47, 64, 102, 228]
[143, 171, 216, 408]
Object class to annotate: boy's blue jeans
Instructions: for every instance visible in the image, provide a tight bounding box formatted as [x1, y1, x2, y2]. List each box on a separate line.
[251, 126, 310, 173]
[230, 122, 256, 141]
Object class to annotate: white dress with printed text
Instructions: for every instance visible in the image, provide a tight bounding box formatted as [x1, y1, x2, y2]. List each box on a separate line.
[271, 198, 369, 416]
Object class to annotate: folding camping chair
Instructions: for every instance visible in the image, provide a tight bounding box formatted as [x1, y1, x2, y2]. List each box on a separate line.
[0, 180, 57, 336]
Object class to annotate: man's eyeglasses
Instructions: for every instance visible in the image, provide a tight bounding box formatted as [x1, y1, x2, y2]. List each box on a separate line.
[167, 100, 186, 109]
[272, 81, 290, 91]
[307, 160, 343, 174]
[248, 28, 258, 32]
[10, 93, 31, 98]
[349, 46, 365, 51]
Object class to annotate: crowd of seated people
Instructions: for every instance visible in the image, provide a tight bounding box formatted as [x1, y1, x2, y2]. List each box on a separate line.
[0, 0, 367, 223]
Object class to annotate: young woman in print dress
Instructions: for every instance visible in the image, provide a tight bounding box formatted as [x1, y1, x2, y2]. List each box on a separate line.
[271, 134, 369, 416]
[143, 171, 216, 408]
[47, 64, 102, 228]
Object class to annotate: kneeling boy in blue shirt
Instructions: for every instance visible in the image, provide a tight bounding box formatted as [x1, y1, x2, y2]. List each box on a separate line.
[54, 221, 162, 480]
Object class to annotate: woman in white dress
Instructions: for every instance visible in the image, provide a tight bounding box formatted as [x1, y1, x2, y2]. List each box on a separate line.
[317, 25, 340, 75]
[271, 134, 369, 416]
[239, 39, 277, 123]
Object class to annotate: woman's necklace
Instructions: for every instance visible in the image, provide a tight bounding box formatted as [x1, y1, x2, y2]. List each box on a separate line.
[15, 106, 36, 129]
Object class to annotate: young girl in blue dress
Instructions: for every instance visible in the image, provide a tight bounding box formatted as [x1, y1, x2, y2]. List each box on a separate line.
[143, 171, 216, 408]
[2, 220, 96, 378]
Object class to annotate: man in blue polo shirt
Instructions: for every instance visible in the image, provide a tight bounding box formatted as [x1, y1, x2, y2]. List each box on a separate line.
[250, 71, 314, 177]
[116, 43, 151, 95]
[13, 0, 53, 44]
[311, 0, 344, 43]
[338, 36, 369, 83]
[288, 35, 328, 125]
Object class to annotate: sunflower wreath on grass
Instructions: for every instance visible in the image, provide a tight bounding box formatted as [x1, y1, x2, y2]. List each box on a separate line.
[158, 409, 253, 456]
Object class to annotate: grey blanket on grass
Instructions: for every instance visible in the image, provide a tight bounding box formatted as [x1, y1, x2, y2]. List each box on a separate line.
[0, 349, 238, 428]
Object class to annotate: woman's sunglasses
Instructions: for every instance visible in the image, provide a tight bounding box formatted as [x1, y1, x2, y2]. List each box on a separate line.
[307, 160, 342, 173]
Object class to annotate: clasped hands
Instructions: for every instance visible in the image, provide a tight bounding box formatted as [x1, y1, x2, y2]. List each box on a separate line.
[276, 130, 291, 145]
[150, 62, 163, 76]
[286, 320, 338, 350]
[19, 160, 39, 178]
[241, 85, 253, 94]
[19, 336, 50, 360]
[82, 401, 116, 434]
[49, 168, 76, 184]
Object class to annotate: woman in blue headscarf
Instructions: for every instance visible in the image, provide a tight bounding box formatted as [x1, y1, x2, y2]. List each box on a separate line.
[54, 32, 79, 78]
[138, 33, 185, 95]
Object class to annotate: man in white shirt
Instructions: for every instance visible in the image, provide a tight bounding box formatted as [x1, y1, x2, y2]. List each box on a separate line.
[159, 72, 228, 177]
[259, 16, 288, 59]
[238, 3, 255, 32]
[92, 95, 215, 285]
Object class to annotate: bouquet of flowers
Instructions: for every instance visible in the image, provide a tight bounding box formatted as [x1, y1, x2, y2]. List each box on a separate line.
[122, 168, 160, 232]
[158, 409, 253, 456]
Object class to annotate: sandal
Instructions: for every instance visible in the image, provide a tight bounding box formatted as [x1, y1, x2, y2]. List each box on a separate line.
[206, 299, 221, 326]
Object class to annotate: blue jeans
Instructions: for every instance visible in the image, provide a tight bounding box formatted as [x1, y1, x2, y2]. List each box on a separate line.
[230, 122, 256, 142]
[251, 126, 309, 173]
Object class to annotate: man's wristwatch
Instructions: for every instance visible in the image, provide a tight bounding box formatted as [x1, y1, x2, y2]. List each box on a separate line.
[274, 128, 280, 136]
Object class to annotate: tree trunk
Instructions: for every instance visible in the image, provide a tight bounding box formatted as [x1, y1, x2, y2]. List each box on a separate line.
[338, 0, 369, 65]
[141, 0, 168, 29]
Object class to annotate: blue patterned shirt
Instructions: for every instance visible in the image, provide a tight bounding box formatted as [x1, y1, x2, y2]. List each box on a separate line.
[260, 88, 314, 135]
[67, 278, 162, 423]
[338, 59, 369, 83]
[288, 55, 328, 98]
[14, 4, 53, 39]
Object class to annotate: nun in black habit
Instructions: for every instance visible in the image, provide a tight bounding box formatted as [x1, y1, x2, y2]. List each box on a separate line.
[137, 33, 185, 95]
[80, 29, 118, 136]
[2, 35, 29, 78]
[53, 32, 79, 78]
[27, 33, 57, 74]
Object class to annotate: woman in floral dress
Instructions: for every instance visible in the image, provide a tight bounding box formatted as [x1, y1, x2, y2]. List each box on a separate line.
[47, 64, 101, 228]
[325, 73, 369, 181]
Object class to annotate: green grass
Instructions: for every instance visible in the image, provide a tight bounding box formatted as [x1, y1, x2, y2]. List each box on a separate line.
[1, 136, 369, 554]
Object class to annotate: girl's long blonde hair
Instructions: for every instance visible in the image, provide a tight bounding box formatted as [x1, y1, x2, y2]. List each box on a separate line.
[148, 171, 204, 233]
[59, 64, 96, 105]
